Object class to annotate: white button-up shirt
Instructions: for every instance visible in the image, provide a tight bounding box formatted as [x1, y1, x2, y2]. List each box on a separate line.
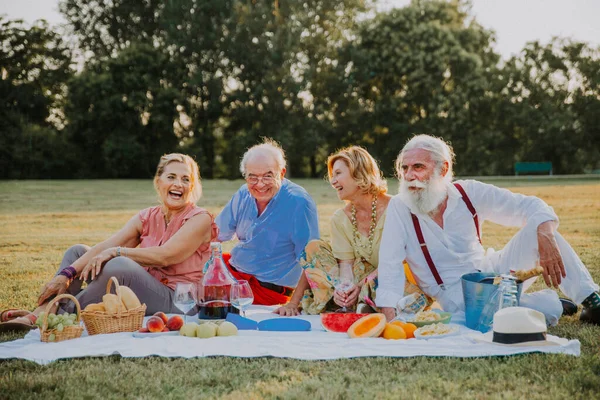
[376, 179, 558, 312]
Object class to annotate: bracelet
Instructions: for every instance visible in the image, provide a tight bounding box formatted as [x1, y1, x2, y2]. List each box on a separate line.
[116, 246, 121, 257]
[123, 247, 128, 257]
[65, 265, 76, 278]
[58, 265, 77, 281]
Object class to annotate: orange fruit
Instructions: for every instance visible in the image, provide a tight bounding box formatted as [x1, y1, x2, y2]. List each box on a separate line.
[390, 320, 417, 338]
[381, 323, 407, 340]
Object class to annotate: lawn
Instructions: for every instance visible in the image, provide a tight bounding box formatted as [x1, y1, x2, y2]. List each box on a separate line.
[1, 178, 599, 399]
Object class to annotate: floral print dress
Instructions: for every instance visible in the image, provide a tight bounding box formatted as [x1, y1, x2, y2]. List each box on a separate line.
[300, 208, 424, 314]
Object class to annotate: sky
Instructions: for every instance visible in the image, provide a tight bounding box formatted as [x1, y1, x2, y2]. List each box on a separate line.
[1, 0, 599, 59]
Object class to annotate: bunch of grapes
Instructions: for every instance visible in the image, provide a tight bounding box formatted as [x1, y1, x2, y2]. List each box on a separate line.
[35, 312, 79, 341]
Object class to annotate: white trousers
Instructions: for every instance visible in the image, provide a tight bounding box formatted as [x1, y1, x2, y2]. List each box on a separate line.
[440, 221, 598, 325]
[482, 221, 598, 325]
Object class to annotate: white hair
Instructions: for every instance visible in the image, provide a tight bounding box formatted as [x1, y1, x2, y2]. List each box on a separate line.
[395, 134, 455, 178]
[239, 138, 287, 176]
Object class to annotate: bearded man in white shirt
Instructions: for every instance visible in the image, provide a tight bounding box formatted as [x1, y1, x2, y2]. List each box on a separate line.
[377, 134, 600, 325]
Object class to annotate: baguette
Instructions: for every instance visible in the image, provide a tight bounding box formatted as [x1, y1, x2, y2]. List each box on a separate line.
[512, 266, 544, 283]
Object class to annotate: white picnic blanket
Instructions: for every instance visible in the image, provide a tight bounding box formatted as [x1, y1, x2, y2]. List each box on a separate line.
[0, 306, 580, 365]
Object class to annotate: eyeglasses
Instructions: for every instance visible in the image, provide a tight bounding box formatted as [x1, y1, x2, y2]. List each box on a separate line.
[245, 174, 276, 185]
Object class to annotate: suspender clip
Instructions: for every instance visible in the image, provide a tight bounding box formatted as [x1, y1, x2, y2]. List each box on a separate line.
[439, 284, 446, 291]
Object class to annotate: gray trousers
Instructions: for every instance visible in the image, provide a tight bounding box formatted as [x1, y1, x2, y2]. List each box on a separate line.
[57, 244, 179, 316]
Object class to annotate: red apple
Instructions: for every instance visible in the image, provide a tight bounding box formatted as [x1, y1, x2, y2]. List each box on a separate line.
[153, 312, 168, 325]
[139, 327, 150, 333]
[161, 327, 170, 332]
[147, 316, 165, 333]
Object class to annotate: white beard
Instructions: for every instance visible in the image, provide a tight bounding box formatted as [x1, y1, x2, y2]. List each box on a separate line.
[398, 170, 451, 215]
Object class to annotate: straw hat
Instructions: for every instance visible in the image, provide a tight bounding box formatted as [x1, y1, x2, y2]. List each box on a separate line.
[478, 307, 565, 347]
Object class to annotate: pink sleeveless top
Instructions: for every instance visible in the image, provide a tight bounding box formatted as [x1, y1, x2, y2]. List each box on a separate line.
[138, 203, 218, 290]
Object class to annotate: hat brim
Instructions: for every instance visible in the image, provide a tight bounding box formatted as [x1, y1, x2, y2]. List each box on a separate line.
[472, 332, 567, 347]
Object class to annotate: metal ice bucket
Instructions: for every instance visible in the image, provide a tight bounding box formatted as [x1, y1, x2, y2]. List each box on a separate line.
[461, 272, 523, 332]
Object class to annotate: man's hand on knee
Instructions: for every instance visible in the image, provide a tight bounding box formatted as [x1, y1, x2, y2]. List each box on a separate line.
[537, 221, 566, 287]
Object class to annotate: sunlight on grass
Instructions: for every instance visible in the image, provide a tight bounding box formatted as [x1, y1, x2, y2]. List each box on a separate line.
[0, 179, 599, 399]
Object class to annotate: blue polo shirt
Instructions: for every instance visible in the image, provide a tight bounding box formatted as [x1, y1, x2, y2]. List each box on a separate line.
[216, 179, 320, 287]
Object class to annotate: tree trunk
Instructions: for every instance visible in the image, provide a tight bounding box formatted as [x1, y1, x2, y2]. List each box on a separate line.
[310, 154, 317, 178]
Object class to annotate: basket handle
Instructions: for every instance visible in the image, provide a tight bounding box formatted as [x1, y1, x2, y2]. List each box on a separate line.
[106, 276, 122, 304]
[41, 293, 82, 332]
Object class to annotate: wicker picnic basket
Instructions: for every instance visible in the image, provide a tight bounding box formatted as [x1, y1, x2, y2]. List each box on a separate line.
[40, 293, 84, 343]
[81, 277, 146, 335]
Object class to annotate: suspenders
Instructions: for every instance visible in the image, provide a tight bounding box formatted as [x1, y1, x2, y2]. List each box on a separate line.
[410, 183, 480, 290]
[453, 183, 481, 244]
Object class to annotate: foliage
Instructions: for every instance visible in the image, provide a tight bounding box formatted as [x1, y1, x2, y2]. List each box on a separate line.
[495, 40, 600, 174]
[1, 0, 600, 178]
[336, 0, 501, 176]
[64, 43, 183, 178]
[0, 17, 72, 178]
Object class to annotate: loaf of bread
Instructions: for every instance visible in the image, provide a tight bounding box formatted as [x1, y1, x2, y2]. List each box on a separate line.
[84, 303, 106, 312]
[102, 293, 126, 314]
[118, 286, 142, 310]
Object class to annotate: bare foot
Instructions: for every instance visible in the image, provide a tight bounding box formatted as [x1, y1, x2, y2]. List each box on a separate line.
[0, 309, 30, 322]
[0, 314, 37, 333]
[9, 315, 36, 326]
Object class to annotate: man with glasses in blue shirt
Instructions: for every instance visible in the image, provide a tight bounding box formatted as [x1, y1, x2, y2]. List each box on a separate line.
[216, 138, 320, 308]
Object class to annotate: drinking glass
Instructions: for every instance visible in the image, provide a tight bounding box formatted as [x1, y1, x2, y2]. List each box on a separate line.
[334, 261, 356, 313]
[174, 282, 197, 323]
[230, 280, 254, 317]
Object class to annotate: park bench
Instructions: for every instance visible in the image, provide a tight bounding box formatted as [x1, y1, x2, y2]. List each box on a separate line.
[514, 162, 553, 176]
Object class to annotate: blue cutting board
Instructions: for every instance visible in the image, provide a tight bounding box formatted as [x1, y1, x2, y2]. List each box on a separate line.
[257, 318, 311, 331]
[225, 313, 258, 330]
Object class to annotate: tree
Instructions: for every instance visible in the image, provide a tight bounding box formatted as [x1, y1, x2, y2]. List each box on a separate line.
[0, 17, 72, 178]
[59, 0, 163, 60]
[334, 0, 500, 175]
[498, 40, 600, 174]
[218, 0, 368, 177]
[64, 43, 183, 178]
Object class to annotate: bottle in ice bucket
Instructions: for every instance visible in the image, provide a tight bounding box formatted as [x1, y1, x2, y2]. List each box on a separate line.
[477, 274, 518, 332]
[198, 242, 240, 320]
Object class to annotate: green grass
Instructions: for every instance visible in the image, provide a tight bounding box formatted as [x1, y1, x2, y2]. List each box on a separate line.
[1, 178, 600, 399]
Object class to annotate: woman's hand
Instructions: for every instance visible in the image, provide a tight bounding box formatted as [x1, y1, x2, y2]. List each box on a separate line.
[81, 248, 116, 281]
[333, 284, 361, 308]
[38, 275, 69, 306]
[273, 302, 301, 316]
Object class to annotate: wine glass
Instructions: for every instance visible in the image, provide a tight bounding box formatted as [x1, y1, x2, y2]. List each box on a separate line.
[335, 260, 355, 313]
[230, 280, 253, 317]
[173, 282, 197, 323]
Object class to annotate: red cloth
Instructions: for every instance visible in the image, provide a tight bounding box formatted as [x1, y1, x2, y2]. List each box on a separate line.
[222, 253, 291, 306]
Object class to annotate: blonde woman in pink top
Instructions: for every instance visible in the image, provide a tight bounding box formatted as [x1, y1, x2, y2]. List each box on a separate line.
[1, 154, 217, 332]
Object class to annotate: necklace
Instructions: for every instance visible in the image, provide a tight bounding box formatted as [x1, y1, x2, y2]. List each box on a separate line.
[351, 195, 378, 251]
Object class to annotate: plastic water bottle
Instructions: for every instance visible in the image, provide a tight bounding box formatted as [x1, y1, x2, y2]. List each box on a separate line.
[477, 275, 518, 332]
[499, 276, 519, 309]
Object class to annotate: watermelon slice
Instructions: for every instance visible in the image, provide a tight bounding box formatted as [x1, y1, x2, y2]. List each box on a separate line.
[320, 313, 370, 333]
